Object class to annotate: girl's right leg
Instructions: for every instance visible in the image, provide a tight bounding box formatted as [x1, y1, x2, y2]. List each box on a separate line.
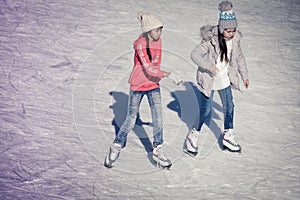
[185, 91, 214, 156]
[105, 91, 143, 168]
[114, 90, 143, 148]
[197, 91, 214, 131]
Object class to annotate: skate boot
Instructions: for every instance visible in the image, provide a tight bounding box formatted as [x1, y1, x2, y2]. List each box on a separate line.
[222, 129, 241, 152]
[184, 128, 200, 157]
[152, 145, 172, 168]
[104, 143, 122, 168]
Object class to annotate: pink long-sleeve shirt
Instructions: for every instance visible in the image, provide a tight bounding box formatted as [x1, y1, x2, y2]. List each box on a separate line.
[128, 35, 164, 91]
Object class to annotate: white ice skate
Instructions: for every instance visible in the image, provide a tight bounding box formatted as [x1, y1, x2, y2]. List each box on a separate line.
[222, 129, 241, 152]
[152, 145, 172, 169]
[184, 128, 200, 157]
[104, 143, 122, 168]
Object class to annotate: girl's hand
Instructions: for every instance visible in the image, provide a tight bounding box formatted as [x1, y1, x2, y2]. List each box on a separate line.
[169, 73, 183, 85]
[162, 71, 171, 77]
[209, 64, 219, 75]
[244, 79, 249, 89]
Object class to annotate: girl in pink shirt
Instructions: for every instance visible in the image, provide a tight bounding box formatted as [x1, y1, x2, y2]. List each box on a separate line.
[104, 12, 181, 169]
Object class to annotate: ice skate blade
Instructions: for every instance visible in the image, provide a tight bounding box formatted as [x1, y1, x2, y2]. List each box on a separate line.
[183, 149, 198, 157]
[104, 163, 113, 168]
[156, 162, 172, 169]
[153, 157, 172, 169]
[223, 145, 241, 153]
[104, 156, 114, 168]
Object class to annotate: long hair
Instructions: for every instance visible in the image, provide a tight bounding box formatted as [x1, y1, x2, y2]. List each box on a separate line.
[143, 33, 152, 62]
[218, 29, 229, 63]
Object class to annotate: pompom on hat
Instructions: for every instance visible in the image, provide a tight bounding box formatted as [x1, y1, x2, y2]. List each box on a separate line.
[218, 1, 238, 33]
[138, 12, 163, 33]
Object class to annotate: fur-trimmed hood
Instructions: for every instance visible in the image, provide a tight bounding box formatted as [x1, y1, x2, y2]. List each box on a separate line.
[200, 25, 242, 42]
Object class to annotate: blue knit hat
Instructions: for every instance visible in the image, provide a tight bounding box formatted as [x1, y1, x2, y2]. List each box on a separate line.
[218, 1, 238, 33]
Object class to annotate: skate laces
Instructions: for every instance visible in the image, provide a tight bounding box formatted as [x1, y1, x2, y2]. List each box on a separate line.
[188, 128, 199, 145]
[110, 144, 121, 160]
[154, 146, 168, 161]
[223, 130, 238, 145]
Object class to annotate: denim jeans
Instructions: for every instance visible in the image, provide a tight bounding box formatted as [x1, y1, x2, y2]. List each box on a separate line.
[196, 86, 234, 131]
[114, 88, 164, 148]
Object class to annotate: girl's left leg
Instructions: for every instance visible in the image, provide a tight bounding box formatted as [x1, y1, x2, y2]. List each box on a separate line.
[147, 88, 172, 167]
[218, 86, 234, 130]
[218, 86, 241, 152]
[147, 88, 163, 147]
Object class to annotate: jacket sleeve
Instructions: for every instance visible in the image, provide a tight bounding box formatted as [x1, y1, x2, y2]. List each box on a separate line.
[135, 42, 164, 79]
[191, 41, 214, 72]
[235, 40, 248, 80]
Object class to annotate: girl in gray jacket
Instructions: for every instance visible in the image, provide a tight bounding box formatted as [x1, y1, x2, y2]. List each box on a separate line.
[185, 1, 249, 155]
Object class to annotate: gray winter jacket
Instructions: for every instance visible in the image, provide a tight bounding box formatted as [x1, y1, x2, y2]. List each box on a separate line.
[191, 25, 248, 97]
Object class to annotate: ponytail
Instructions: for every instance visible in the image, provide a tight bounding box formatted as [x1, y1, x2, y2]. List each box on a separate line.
[143, 33, 152, 62]
[218, 29, 229, 63]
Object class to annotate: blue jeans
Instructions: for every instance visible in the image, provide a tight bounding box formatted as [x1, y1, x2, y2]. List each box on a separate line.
[114, 88, 164, 148]
[197, 86, 234, 131]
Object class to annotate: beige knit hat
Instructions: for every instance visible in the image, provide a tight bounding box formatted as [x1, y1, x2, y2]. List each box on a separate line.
[138, 12, 163, 33]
